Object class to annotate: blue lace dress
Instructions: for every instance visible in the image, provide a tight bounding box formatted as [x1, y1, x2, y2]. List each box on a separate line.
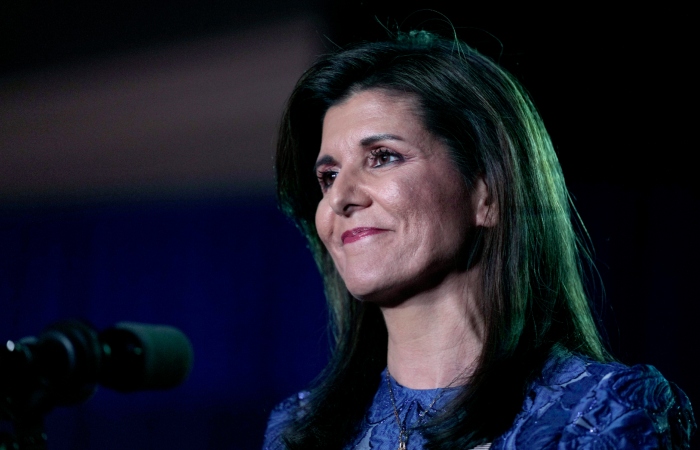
[263, 353, 696, 449]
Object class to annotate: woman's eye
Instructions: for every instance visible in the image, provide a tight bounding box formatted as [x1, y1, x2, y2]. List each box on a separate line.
[317, 170, 337, 190]
[370, 149, 402, 167]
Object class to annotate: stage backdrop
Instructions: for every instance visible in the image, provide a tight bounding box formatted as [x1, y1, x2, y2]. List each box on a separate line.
[0, 195, 329, 449]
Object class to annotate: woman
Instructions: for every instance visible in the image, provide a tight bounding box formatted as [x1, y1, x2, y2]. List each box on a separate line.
[264, 31, 695, 449]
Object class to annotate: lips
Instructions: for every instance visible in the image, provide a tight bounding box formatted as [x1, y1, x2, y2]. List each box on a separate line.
[341, 227, 388, 245]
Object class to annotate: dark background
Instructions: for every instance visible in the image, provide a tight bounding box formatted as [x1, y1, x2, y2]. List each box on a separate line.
[1, 2, 697, 449]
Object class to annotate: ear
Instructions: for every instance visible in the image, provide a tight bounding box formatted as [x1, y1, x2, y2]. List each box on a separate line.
[473, 177, 498, 227]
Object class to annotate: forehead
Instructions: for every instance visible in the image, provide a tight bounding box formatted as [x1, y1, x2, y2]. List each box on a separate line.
[320, 89, 426, 150]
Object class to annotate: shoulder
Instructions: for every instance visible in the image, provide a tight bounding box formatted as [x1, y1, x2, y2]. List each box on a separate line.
[494, 353, 696, 449]
[262, 391, 310, 450]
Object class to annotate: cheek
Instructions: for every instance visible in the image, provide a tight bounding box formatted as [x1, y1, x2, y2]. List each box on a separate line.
[314, 200, 332, 246]
[386, 171, 441, 219]
[405, 169, 472, 236]
[380, 171, 421, 208]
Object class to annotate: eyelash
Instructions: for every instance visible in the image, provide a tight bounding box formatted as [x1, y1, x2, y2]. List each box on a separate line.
[316, 148, 403, 191]
[317, 170, 337, 191]
[369, 148, 402, 167]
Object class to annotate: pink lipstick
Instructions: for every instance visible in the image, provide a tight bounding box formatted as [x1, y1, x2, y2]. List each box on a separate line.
[341, 227, 387, 244]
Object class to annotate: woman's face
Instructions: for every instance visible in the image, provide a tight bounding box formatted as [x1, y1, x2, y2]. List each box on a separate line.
[314, 89, 483, 303]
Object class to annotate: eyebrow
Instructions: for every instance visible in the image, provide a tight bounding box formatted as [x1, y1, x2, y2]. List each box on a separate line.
[360, 133, 403, 146]
[313, 155, 337, 174]
[313, 134, 404, 174]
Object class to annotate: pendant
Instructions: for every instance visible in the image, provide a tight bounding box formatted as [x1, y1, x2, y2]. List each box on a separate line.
[398, 442, 407, 450]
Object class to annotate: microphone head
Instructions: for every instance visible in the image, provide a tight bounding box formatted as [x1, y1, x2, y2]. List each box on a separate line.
[99, 322, 194, 392]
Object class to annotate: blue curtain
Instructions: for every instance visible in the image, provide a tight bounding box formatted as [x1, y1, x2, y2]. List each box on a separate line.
[0, 196, 329, 449]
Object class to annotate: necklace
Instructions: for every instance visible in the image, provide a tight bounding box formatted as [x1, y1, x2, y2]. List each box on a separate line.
[385, 369, 456, 450]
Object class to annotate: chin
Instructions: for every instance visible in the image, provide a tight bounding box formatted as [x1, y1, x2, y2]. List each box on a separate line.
[344, 277, 388, 302]
[338, 259, 410, 302]
[344, 285, 378, 302]
[343, 264, 457, 306]
[345, 279, 413, 306]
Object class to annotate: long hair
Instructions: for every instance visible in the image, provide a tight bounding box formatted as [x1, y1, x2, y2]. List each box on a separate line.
[275, 30, 608, 449]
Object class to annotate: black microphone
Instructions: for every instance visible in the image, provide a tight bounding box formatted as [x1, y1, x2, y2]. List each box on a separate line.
[99, 322, 194, 392]
[2, 320, 194, 415]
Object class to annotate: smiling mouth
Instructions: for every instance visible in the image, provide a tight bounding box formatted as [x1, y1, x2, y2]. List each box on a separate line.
[341, 227, 388, 245]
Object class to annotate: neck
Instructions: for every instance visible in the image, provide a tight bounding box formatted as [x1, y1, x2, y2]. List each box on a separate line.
[381, 266, 484, 389]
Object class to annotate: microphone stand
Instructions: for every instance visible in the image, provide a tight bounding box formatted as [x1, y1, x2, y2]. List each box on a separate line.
[0, 321, 100, 450]
[0, 415, 47, 450]
[1, 339, 49, 450]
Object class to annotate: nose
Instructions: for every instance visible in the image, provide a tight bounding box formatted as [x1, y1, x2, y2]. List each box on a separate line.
[328, 169, 371, 216]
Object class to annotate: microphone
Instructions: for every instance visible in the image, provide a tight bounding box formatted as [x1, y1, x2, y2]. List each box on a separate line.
[2, 320, 194, 414]
[99, 322, 194, 392]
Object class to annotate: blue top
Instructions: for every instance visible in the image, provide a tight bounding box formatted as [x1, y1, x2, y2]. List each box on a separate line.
[263, 353, 696, 449]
